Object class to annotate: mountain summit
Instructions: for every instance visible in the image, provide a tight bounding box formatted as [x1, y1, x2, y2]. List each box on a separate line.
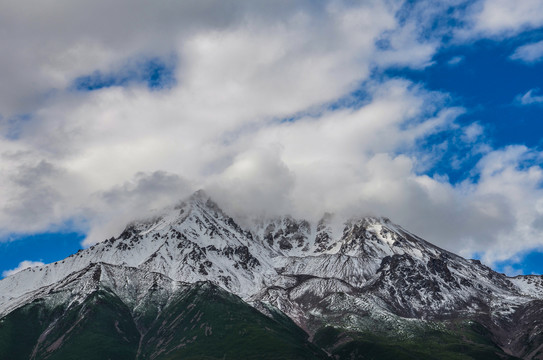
[1, 191, 542, 359]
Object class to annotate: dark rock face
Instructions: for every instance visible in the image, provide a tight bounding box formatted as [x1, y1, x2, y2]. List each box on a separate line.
[233, 245, 260, 269]
[314, 214, 334, 253]
[494, 300, 543, 359]
[374, 254, 446, 316]
[264, 217, 311, 252]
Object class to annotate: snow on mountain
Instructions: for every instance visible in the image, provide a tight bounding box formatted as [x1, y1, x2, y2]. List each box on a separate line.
[1, 189, 543, 344]
[510, 275, 543, 298]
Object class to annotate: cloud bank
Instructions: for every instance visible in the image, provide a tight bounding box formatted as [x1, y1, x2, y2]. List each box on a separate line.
[0, 0, 542, 267]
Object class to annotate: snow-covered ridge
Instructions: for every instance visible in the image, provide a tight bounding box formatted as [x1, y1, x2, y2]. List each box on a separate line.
[1, 190, 542, 329]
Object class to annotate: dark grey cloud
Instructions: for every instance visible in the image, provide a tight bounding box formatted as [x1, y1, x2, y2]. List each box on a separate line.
[100, 171, 191, 207]
[0, 0, 329, 116]
[1, 161, 64, 234]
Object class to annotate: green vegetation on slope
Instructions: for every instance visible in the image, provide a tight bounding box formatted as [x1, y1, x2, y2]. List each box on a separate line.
[313, 321, 520, 360]
[138, 282, 327, 360]
[0, 290, 140, 360]
[43, 289, 141, 360]
[0, 282, 328, 360]
[0, 299, 57, 359]
[0, 282, 526, 360]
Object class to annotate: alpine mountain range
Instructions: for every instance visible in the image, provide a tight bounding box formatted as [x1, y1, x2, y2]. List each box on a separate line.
[1, 190, 543, 359]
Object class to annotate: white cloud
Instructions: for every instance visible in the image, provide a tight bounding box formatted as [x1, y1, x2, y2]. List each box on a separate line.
[2, 260, 45, 277]
[461, 122, 484, 143]
[510, 40, 543, 63]
[0, 0, 429, 239]
[515, 88, 543, 105]
[374, 22, 438, 69]
[208, 79, 458, 221]
[447, 56, 465, 66]
[462, 0, 543, 38]
[466, 146, 543, 263]
[501, 265, 523, 277]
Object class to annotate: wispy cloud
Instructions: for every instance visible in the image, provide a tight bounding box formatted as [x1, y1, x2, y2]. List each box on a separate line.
[515, 88, 543, 105]
[447, 56, 465, 66]
[461, 0, 543, 38]
[510, 40, 543, 64]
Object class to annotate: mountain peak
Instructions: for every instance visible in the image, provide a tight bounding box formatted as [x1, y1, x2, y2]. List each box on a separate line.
[188, 188, 209, 203]
[172, 189, 224, 218]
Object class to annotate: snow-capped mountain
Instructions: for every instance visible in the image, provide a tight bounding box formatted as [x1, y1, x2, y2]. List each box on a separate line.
[1, 190, 543, 359]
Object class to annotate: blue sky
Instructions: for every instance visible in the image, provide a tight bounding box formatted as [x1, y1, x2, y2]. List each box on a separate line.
[1, 0, 543, 278]
[383, 35, 543, 187]
[0, 232, 84, 277]
[71, 57, 177, 92]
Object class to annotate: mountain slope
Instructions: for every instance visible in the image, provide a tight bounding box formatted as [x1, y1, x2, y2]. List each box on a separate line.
[313, 323, 520, 360]
[0, 263, 328, 359]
